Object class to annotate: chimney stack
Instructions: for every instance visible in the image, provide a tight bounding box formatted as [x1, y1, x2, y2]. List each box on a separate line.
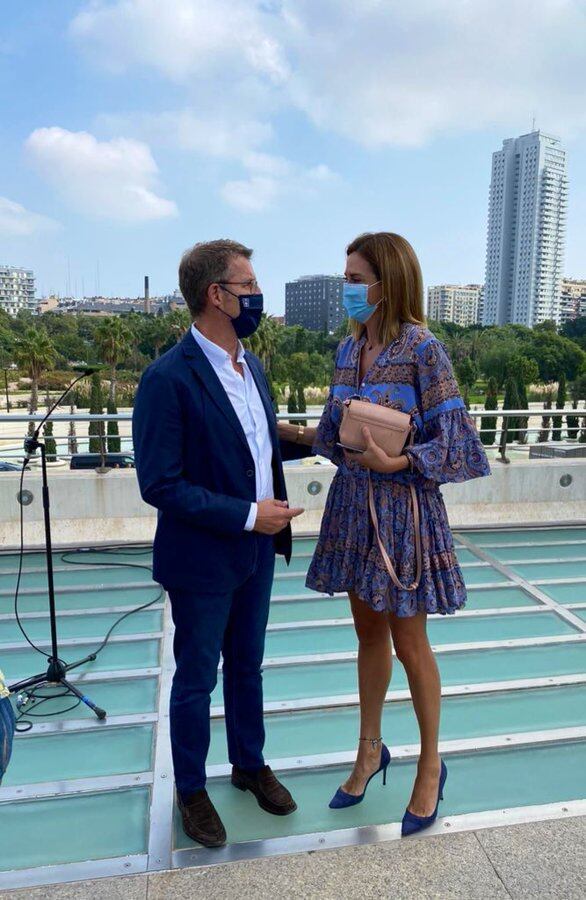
[144, 275, 150, 314]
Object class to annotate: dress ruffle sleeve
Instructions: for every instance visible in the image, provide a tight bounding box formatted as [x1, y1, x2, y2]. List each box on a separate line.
[405, 337, 491, 485]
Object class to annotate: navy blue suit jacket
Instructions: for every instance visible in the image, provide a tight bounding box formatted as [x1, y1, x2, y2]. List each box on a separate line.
[132, 330, 311, 592]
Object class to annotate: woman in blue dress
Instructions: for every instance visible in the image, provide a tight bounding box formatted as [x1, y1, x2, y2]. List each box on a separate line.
[305, 232, 491, 835]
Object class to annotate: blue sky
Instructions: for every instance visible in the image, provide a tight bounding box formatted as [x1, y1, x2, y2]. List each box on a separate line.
[1, 0, 585, 314]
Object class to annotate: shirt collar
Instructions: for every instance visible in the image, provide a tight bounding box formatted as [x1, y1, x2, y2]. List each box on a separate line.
[191, 323, 246, 367]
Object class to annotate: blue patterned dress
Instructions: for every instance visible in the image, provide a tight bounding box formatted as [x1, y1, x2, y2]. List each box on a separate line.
[306, 322, 491, 616]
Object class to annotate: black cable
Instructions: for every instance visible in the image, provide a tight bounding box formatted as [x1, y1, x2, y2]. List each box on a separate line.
[13, 455, 51, 657]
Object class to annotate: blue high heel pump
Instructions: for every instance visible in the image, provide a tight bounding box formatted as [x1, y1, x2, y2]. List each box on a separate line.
[329, 742, 391, 809]
[401, 759, 447, 836]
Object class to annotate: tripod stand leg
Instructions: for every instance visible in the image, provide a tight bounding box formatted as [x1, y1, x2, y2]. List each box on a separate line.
[61, 678, 107, 720]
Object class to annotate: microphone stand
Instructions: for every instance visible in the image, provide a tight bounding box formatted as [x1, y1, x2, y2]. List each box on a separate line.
[9, 369, 107, 719]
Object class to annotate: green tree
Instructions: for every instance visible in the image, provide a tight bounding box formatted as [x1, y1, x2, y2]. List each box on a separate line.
[287, 386, 298, 424]
[43, 420, 57, 462]
[527, 331, 585, 383]
[516, 376, 529, 444]
[481, 377, 499, 446]
[502, 376, 520, 445]
[560, 315, 586, 351]
[14, 328, 56, 435]
[538, 392, 553, 443]
[167, 309, 191, 344]
[68, 404, 78, 456]
[95, 317, 132, 404]
[88, 374, 105, 454]
[297, 384, 307, 427]
[552, 374, 567, 442]
[107, 397, 120, 452]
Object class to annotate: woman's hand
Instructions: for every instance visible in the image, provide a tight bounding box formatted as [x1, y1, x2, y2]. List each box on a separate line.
[344, 426, 409, 474]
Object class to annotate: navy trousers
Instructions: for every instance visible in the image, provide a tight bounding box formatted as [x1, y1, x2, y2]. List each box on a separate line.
[168, 535, 275, 799]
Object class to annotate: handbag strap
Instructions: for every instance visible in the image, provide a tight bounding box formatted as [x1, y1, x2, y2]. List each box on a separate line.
[367, 433, 422, 592]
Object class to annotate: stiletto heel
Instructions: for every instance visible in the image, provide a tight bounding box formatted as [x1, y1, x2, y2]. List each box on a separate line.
[329, 742, 391, 809]
[401, 759, 447, 837]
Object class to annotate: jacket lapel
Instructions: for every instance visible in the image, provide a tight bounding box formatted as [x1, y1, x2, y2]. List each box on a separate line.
[181, 330, 250, 456]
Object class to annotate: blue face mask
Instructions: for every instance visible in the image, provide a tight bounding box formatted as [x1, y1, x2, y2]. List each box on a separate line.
[342, 281, 381, 323]
[220, 289, 264, 338]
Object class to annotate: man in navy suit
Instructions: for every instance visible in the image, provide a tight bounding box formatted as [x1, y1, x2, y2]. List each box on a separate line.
[133, 239, 314, 847]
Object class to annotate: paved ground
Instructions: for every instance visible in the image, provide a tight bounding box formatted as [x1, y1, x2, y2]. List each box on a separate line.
[3, 816, 585, 900]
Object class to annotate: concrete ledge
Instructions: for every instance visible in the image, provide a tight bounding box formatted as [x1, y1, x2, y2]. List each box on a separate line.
[0, 459, 585, 546]
[3, 816, 585, 899]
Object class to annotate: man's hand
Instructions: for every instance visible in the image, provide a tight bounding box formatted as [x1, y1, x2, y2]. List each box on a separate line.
[253, 499, 304, 535]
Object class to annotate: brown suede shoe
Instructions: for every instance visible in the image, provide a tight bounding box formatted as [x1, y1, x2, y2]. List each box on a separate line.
[177, 789, 227, 847]
[231, 765, 297, 815]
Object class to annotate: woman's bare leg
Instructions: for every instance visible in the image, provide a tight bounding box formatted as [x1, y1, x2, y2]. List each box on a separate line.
[390, 611, 442, 816]
[341, 591, 392, 795]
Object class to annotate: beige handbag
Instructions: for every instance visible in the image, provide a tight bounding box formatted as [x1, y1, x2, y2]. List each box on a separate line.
[339, 398, 422, 592]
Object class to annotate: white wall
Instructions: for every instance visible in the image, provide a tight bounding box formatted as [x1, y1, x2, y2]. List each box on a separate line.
[0, 459, 584, 548]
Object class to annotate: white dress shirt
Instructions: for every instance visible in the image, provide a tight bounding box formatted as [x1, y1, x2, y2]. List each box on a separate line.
[191, 324, 273, 531]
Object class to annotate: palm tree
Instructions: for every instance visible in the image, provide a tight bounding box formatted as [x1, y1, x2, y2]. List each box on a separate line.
[167, 310, 190, 344]
[95, 317, 132, 405]
[14, 328, 56, 436]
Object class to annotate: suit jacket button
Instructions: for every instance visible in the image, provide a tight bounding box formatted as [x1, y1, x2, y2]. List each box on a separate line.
[247, 469, 254, 477]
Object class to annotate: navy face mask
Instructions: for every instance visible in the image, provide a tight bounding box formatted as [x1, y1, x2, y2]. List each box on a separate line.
[219, 288, 264, 338]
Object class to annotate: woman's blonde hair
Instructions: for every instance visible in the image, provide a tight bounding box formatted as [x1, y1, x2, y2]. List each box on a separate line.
[346, 232, 426, 345]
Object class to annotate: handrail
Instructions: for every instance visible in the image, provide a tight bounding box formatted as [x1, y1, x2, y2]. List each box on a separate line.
[0, 407, 584, 424]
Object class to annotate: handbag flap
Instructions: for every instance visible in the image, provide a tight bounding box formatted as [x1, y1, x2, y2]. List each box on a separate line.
[345, 399, 411, 434]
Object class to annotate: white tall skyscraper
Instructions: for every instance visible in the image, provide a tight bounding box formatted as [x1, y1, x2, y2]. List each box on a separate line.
[483, 131, 568, 327]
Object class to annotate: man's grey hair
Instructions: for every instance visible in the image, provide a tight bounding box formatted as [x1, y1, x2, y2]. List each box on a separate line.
[178, 239, 253, 318]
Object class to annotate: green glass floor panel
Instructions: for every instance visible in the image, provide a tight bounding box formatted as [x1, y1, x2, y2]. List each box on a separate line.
[2, 638, 161, 682]
[0, 788, 150, 871]
[511, 561, 586, 581]
[291, 539, 318, 555]
[0, 566, 154, 593]
[574, 609, 586, 623]
[0, 586, 162, 615]
[0, 552, 47, 571]
[6, 677, 158, 721]
[211, 642, 586, 705]
[465, 587, 538, 609]
[269, 597, 350, 624]
[459, 528, 586, 546]
[177, 741, 586, 849]
[539, 583, 586, 604]
[208, 684, 586, 764]
[487, 544, 586, 563]
[4, 724, 154, 786]
[0, 549, 153, 572]
[0, 609, 162, 644]
[263, 613, 575, 659]
[268, 588, 538, 625]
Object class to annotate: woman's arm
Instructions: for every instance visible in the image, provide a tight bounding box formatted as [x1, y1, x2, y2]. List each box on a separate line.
[404, 337, 491, 484]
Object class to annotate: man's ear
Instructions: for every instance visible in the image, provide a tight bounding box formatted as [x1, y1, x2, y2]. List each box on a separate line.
[206, 282, 223, 311]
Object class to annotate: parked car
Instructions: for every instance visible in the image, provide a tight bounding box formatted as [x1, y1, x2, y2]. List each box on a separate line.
[69, 453, 135, 470]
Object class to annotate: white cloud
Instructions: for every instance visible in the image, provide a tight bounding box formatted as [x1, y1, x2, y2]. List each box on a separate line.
[279, 0, 586, 146]
[97, 110, 274, 159]
[70, 0, 288, 83]
[25, 127, 177, 222]
[221, 156, 338, 212]
[72, 0, 586, 147]
[0, 197, 59, 237]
